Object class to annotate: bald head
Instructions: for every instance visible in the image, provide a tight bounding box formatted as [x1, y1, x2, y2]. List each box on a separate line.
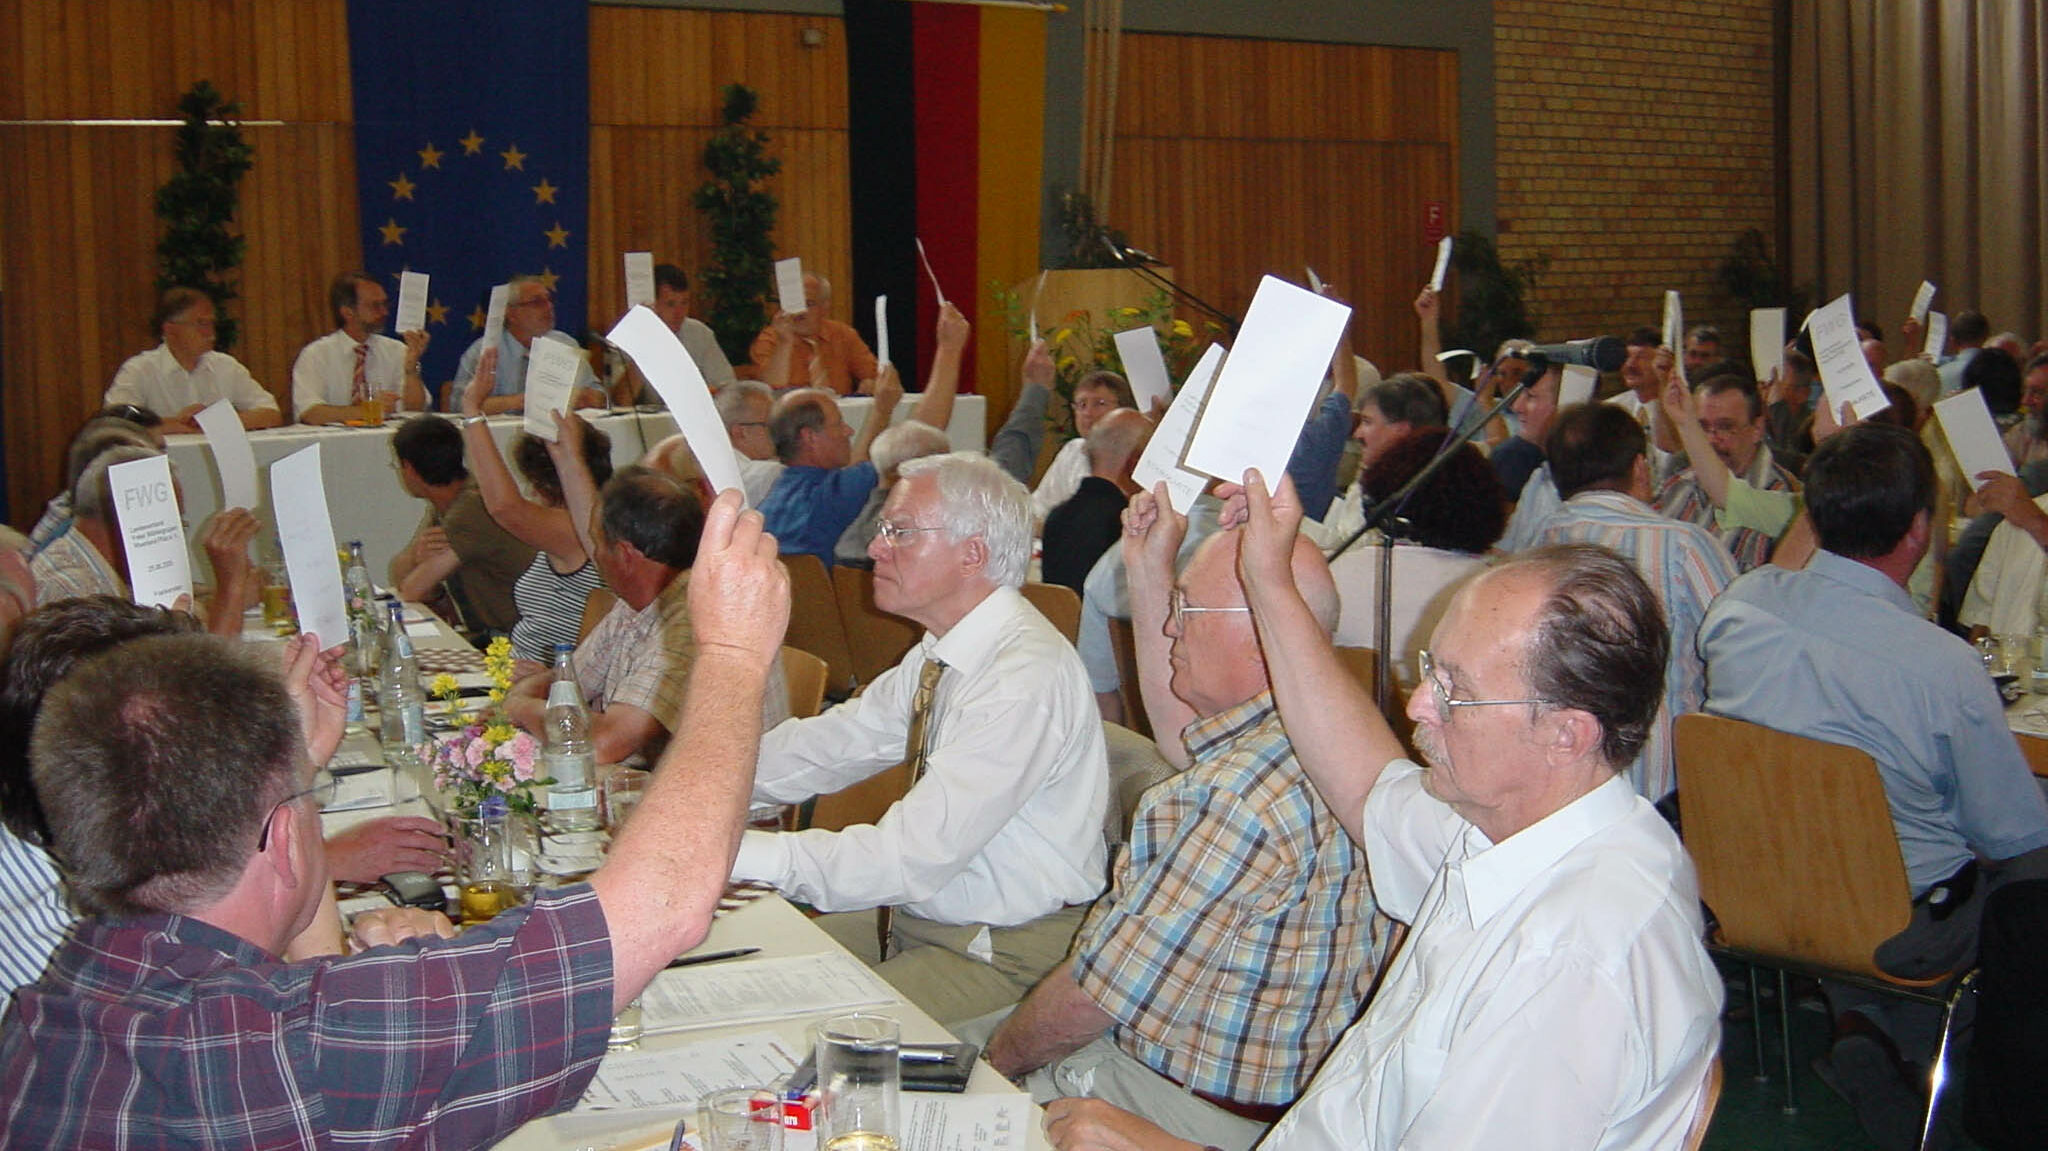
[1170, 531, 1337, 716]
[1085, 409, 1153, 481]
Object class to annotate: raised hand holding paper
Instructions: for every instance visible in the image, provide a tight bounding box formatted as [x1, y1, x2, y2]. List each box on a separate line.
[1933, 388, 2013, 491]
[1924, 311, 1948, 359]
[1662, 290, 1688, 384]
[774, 258, 806, 316]
[395, 271, 430, 335]
[270, 445, 348, 649]
[608, 306, 746, 502]
[1029, 269, 1048, 345]
[875, 294, 891, 371]
[1808, 293, 1890, 422]
[195, 399, 259, 510]
[1910, 280, 1937, 325]
[1182, 276, 1351, 486]
[1749, 308, 1786, 384]
[107, 455, 192, 609]
[1133, 343, 1226, 514]
[1429, 237, 1453, 293]
[481, 283, 510, 348]
[916, 238, 947, 306]
[1559, 364, 1598, 408]
[624, 252, 655, 309]
[521, 337, 584, 442]
[1113, 326, 1174, 412]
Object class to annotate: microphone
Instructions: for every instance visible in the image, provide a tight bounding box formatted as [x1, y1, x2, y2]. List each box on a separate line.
[1520, 336, 1626, 372]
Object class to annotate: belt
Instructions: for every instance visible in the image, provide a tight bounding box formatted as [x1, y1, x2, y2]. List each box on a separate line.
[1190, 1090, 1289, 1125]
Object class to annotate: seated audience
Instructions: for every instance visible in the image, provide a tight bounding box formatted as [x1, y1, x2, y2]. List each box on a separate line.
[835, 421, 954, 569]
[105, 287, 281, 433]
[1490, 346, 1557, 503]
[1041, 410, 1151, 593]
[1937, 309, 1991, 396]
[1033, 370, 1138, 524]
[2003, 353, 2048, 469]
[1308, 372, 1450, 546]
[1654, 373, 1799, 571]
[386, 415, 537, 640]
[752, 272, 881, 395]
[28, 416, 160, 551]
[715, 379, 786, 505]
[450, 276, 603, 415]
[610, 263, 737, 403]
[292, 272, 428, 425]
[1765, 347, 1821, 471]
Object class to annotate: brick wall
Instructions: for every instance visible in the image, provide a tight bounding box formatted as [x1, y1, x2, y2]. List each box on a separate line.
[1492, 0, 1778, 347]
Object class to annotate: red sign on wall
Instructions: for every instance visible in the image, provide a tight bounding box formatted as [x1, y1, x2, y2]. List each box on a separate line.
[1423, 201, 1447, 244]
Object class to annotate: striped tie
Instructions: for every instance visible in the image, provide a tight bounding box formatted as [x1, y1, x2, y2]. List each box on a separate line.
[879, 657, 946, 957]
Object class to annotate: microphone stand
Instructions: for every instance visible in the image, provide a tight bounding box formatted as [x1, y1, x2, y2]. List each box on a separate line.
[1326, 357, 1548, 715]
[1099, 237, 1241, 338]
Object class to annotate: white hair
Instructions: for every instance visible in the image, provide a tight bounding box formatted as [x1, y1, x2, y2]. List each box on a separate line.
[73, 445, 164, 521]
[870, 421, 951, 479]
[714, 380, 773, 427]
[898, 452, 1032, 588]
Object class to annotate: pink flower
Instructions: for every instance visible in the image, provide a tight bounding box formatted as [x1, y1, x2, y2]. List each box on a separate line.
[465, 739, 488, 769]
[506, 733, 540, 781]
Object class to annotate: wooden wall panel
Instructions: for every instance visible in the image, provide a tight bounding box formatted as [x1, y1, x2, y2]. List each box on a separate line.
[1111, 35, 1460, 375]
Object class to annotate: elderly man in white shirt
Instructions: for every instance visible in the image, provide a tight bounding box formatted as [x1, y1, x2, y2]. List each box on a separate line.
[734, 451, 1110, 1026]
[291, 273, 429, 424]
[104, 288, 281, 434]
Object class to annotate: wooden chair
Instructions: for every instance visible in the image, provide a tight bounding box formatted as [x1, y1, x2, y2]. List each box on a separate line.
[1675, 713, 1973, 1133]
[781, 646, 829, 721]
[1680, 1057, 1724, 1151]
[2016, 730, 2048, 779]
[1107, 616, 1151, 740]
[575, 587, 617, 644]
[1020, 581, 1082, 645]
[779, 554, 856, 698]
[832, 565, 921, 686]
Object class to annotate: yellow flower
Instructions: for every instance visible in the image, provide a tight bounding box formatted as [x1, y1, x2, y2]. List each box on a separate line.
[1171, 320, 1193, 338]
[486, 637, 512, 660]
[1053, 327, 1074, 345]
[1056, 355, 1078, 372]
[488, 687, 507, 704]
[430, 673, 460, 698]
[484, 721, 518, 746]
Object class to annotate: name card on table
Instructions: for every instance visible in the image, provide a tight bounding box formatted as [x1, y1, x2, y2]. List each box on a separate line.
[395, 271, 430, 335]
[1749, 308, 1786, 385]
[107, 454, 191, 609]
[1133, 343, 1226, 514]
[624, 251, 655, 309]
[608, 306, 746, 502]
[1910, 280, 1937, 325]
[1429, 236, 1453, 292]
[1934, 388, 2015, 491]
[1113, 325, 1175, 412]
[1924, 311, 1949, 359]
[774, 258, 806, 316]
[523, 337, 585, 442]
[1808, 293, 1890, 422]
[481, 283, 510, 349]
[270, 444, 349, 649]
[1183, 277, 1350, 489]
[195, 399, 259, 510]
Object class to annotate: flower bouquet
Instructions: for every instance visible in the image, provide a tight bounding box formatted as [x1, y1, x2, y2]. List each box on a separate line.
[425, 638, 545, 819]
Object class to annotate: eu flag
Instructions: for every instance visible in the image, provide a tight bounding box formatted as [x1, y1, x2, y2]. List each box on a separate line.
[347, 1, 589, 402]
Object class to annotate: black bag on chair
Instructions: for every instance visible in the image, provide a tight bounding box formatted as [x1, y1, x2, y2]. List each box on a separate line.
[1962, 878, 2048, 1150]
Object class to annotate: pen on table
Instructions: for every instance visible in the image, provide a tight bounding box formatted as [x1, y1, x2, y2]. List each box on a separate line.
[663, 946, 760, 970]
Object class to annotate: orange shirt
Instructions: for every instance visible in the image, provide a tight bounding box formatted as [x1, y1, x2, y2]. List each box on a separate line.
[749, 319, 880, 396]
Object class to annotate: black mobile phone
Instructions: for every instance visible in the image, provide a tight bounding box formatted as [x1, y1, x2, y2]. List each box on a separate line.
[378, 870, 447, 910]
[782, 1042, 980, 1097]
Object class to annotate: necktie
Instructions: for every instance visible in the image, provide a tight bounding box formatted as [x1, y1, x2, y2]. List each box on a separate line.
[351, 340, 369, 404]
[806, 336, 829, 392]
[879, 657, 946, 956]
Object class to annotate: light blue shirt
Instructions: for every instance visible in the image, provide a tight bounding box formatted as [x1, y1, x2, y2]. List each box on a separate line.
[452, 329, 600, 402]
[1700, 549, 2048, 893]
[0, 824, 70, 994]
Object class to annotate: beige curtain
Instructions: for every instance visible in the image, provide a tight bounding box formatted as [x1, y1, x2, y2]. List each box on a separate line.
[1791, 1, 2048, 340]
[1078, 0, 1122, 218]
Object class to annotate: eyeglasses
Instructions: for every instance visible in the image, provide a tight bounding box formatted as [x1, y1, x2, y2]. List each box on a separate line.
[1168, 587, 1251, 628]
[875, 520, 947, 548]
[256, 770, 342, 852]
[1416, 650, 1547, 718]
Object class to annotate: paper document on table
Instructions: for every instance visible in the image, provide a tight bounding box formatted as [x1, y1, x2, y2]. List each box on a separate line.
[522, 337, 585, 441]
[1558, 364, 1598, 408]
[1910, 280, 1937, 325]
[1924, 311, 1949, 359]
[327, 769, 396, 813]
[625, 252, 656, 308]
[903, 1095, 1023, 1151]
[107, 455, 191, 609]
[1663, 290, 1688, 384]
[195, 399, 260, 510]
[1182, 276, 1351, 486]
[1749, 308, 1786, 384]
[608, 306, 747, 502]
[1429, 236, 1453, 292]
[875, 295, 892, 371]
[775, 258, 807, 316]
[1934, 389, 2014, 491]
[395, 271, 430, 334]
[580, 1031, 801, 1112]
[1113, 326, 1174, 412]
[481, 283, 510, 349]
[638, 951, 896, 1035]
[270, 445, 349, 649]
[1133, 343, 1225, 514]
[1809, 293, 1890, 422]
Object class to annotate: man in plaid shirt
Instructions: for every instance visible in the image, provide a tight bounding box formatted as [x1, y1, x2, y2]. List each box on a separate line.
[0, 491, 788, 1149]
[984, 509, 1387, 1151]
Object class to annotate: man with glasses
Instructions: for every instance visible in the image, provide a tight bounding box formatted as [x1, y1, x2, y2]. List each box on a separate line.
[1654, 372, 1798, 571]
[104, 286, 281, 434]
[715, 379, 785, 506]
[985, 512, 1385, 1151]
[449, 275, 603, 415]
[735, 452, 1109, 1026]
[292, 272, 430, 425]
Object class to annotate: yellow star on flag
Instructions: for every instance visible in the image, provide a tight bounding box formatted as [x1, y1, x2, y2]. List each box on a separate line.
[500, 143, 527, 171]
[468, 305, 487, 331]
[389, 172, 416, 201]
[378, 218, 407, 246]
[531, 178, 558, 205]
[536, 267, 560, 292]
[459, 129, 486, 155]
[425, 299, 449, 326]
[543, 222, 571, 249]
[417, 142, 443, 169]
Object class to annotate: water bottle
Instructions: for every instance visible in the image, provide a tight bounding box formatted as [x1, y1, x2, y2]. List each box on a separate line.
[343, 541, 381, 682]
[542, 644, 599, 831]
[379, 602, 426, 752]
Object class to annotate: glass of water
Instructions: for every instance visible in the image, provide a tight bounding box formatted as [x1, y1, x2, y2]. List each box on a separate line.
[815, 1013, 901, 1151]
[697, 1087, 785, 1151]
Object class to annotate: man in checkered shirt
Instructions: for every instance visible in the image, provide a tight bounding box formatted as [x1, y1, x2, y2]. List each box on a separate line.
[982, 507, 1388, 1151]
[0, 491, 787, 1148]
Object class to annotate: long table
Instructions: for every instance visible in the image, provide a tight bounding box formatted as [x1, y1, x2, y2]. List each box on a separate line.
[168, 396, 987, 579]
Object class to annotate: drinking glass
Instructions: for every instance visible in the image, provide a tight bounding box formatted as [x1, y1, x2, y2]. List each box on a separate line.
[452, 810, 518, 924]
[814, 1013, 900, 1151]
[696, 1088, 785, 1151]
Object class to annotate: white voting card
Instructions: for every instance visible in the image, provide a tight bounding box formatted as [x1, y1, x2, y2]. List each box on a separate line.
[623, 251, 655, 309]
[1749, 308, 1786, 384]
[107, 454, 191, 609]
[481, 283, 510, 349]
[1306, 266, 1325, 295]
[270, 445, 349, 650]
[1132, 343, 1225, 514]
[1029, 269, 1048, 344]
[395, 271, 429, 334]
[1934, 388, 2014, 491]
[1910, 280, 1937, 325]
[1559, 364, 1598, 408]
[916, 237, 948, 306]
[875, 294, 891, 372]
[774, 257, 806, 316]
[522, 337, 584, 442]
[1183, 277, 1351, 487]
[1113, 325, 1174, 412]
[195, 399, 259, 510]
[1809, 293, 1891, 422]
[607, 306, 747, 502]
[1663, 290, 1688, 384]
[1429, 236, 1453, 292]
[1924, 311, 1949, 359]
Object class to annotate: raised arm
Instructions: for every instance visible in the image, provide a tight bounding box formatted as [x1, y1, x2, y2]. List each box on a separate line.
[1416, 285, 1450, 387]
[989, 341, 1054, 486]
[910, 302, 968, 431]
[544, 410, 603, 562]
[852, 365, 902, 465]
[458, 349, 586, 560]
[1122, 484, 1196, 768]
[1663, 371, 1728, 508]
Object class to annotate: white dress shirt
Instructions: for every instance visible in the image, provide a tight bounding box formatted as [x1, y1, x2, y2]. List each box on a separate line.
[1031, 437, 1090, 522]
[291, 328, 408, 414]
[1959, 491, 2048, 637]
[733, 585, 1110, 926]
[1261, 760, 1721, 1151]
[105, 344, 277, 415]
